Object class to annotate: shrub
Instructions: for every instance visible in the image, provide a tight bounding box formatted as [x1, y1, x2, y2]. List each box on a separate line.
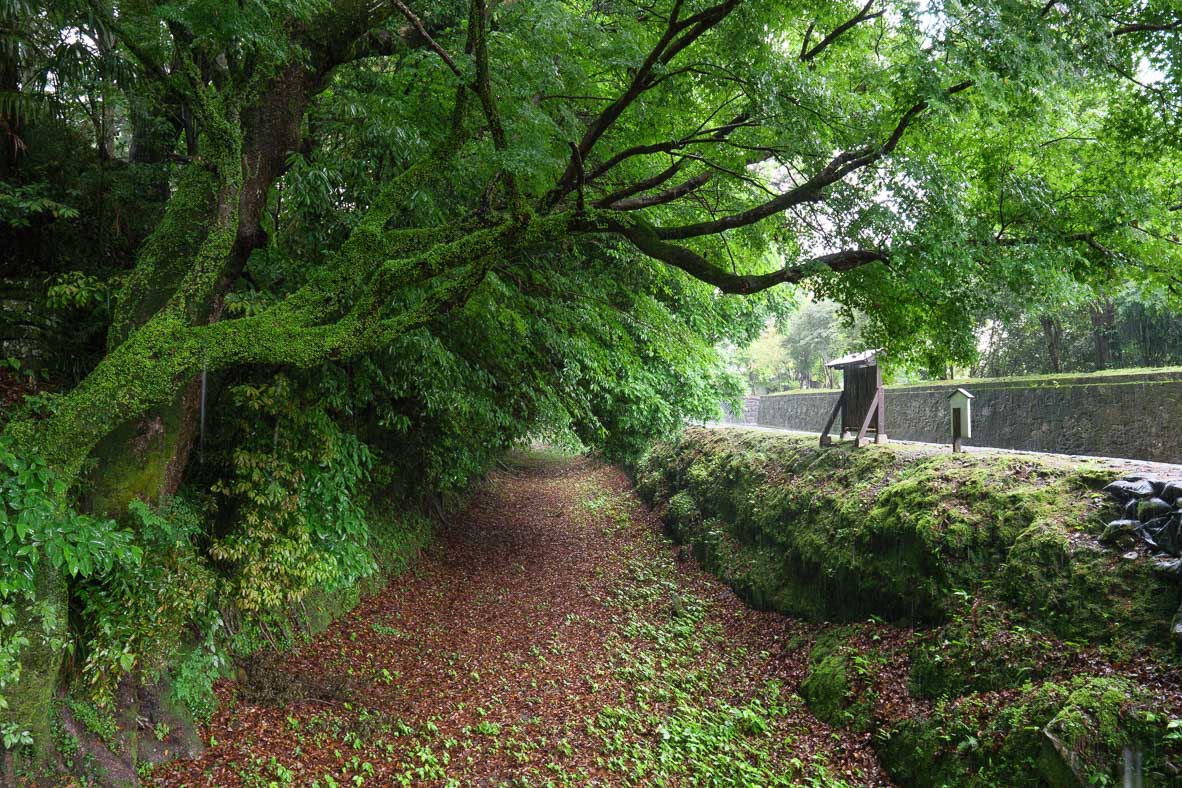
[210, 375, 377, 614]
[75, 497, 216, 709]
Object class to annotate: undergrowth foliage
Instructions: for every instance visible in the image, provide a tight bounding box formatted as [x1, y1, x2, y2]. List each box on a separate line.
[0, 438, 140, 735]
[75, 499, 215, 710]
[209, 375, 377, 614]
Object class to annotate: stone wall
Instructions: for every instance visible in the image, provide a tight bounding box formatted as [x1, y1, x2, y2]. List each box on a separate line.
[750, 369, 1182, 463]
[721, 396, 762, 425]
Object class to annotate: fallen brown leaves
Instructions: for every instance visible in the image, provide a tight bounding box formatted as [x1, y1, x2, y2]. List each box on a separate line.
[150, 454, 901, 787]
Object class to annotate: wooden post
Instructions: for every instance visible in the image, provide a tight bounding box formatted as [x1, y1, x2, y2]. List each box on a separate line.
[873, 365, 887, 444]
[952, 407, 962, 453]
[820, 391, 846, 446]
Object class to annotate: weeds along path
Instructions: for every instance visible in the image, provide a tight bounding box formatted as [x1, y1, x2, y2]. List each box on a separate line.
[151, 453, 894, 787]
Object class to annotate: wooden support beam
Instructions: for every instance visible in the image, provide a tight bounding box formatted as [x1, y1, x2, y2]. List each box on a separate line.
[874, 370, 887, 444]
[855, 388, 881, 447]
[820, 391, 846, 446]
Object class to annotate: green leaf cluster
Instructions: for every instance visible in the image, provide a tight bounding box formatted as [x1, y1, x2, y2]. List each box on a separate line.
[0, 437, 140, 726]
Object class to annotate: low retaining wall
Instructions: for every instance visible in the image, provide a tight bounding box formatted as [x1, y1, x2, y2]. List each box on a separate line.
[746, 369, 1182, 464]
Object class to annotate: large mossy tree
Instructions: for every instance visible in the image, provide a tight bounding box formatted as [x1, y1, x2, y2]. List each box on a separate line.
[1, 0, 1179, 765]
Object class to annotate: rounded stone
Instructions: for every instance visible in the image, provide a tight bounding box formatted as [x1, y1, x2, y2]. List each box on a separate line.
[1137, 497, 1173, 521]
[1099, 520, 1139, 546]
[1161, 480, 1182, 502]
[1103, 479, 1156, 501]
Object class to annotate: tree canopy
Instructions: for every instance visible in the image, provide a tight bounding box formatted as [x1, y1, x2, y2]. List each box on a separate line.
[4, 0, 1181, 473]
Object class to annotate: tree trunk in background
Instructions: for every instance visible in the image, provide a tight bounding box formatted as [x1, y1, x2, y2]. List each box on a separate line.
[0, 27, 20, 179]
[1089, 298, 1115, 371]
[1040, 316, 1063, 373]
[1133, 310, 1155, 367]
[127, 77, 184, 206]
[95, 27, 118, 160]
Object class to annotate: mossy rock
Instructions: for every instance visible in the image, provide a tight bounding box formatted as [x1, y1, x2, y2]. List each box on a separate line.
[800, 632, 851, 725]
[799, 627, 881, 733]
[878, 675, 1182, 787]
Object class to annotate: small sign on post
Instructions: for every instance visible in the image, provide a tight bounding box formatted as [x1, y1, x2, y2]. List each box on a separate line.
[948, 388, 974, 453]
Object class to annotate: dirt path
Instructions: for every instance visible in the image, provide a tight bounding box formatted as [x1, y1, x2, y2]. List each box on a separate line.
[150, 453, 895, 787]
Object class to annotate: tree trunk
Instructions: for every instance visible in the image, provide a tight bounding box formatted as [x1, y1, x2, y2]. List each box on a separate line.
[1089, 298, 1115, 371]
[94, 27, 118, 160]
[3, 559, 67, 769]
[0, 4, 418, 764]
[94, 65, 318, 510]
[1040, 315, 1063, 373]
[0, 25, 20, 179]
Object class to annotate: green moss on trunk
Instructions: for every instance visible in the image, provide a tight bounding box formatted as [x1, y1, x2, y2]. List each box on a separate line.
[5, 560, 67, 769]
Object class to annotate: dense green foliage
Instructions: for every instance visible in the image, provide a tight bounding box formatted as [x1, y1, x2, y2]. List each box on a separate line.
[0, 0, 1179, 774]
[0, 439, 140, 747]
[977, 281, 1182, 377]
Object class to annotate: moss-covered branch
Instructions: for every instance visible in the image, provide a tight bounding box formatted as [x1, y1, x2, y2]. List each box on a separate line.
[3, 208, 572, 480]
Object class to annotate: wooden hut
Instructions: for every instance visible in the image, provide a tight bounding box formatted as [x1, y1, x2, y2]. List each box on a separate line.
[819, 349, 887, 447]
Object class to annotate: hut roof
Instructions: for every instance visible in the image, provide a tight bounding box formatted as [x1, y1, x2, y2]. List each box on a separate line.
[825, 349, 879, 369]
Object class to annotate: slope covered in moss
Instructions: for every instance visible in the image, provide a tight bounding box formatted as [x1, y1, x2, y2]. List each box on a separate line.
[635, 427, 1182, 786]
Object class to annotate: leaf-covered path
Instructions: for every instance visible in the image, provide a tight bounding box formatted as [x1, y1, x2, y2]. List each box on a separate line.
[151, 453, 896, 786]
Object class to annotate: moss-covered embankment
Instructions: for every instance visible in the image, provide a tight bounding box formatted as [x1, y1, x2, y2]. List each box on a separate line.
[635, 427, 1182, 786]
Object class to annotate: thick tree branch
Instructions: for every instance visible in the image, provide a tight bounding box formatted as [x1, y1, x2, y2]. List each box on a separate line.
[655, 80, 973, 241]
[467, 0, 523, 212]
[604, 171, 713, 210]
[582, 113, 752, 185]
[542, 0, 740, 209]
[1110, 18, 1182, 36]
[572, 212, 888, 294]
[594, 160, 689, 207]
[391, 0, 463, 78]
[7, 206, 563, 477]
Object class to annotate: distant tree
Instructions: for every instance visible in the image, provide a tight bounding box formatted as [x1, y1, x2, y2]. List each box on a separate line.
[729, 301, 865, 392]
[781, 301, 862, 389]
[978, 283, 1182, 376]
[733, 325, 794, 394]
